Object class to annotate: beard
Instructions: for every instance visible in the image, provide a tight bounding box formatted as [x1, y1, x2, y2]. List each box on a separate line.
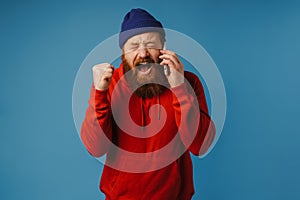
[122, 55, 169, 99]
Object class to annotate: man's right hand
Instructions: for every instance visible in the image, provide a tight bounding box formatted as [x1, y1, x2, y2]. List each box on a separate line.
[92, 63, 114, 91]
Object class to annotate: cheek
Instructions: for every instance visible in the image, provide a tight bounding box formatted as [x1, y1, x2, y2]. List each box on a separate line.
[124, 54, 135, 67]
[150, 51, 161, 62]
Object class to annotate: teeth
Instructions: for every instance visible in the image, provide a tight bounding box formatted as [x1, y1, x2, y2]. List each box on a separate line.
[139, 62, 148, 65]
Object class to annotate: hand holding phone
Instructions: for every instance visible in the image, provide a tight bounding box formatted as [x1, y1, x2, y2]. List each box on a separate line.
[159, 45, 185, 88]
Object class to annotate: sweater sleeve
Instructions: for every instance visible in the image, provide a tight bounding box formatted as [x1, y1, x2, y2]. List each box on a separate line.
[80, 85, 113, 157]
[171, 72, 216, 156]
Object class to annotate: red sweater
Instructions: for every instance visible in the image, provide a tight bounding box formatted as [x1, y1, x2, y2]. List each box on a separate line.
[81, 63, 216, 200]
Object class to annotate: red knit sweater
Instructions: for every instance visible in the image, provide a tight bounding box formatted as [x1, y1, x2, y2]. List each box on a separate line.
[81, 63, 216, 200]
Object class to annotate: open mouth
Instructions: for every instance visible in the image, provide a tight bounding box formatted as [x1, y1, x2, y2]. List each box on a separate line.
[137, 62, 153, 74]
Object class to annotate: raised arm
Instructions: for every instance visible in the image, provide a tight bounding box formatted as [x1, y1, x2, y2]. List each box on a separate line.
[160, 49, 216, 156]
[80, 63, 114, 157]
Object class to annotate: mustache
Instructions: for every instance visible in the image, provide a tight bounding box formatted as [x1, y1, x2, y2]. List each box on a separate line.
[134, 57, 156, 67]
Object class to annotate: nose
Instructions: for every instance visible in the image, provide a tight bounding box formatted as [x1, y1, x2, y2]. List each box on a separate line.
[137, 47, 149, 58]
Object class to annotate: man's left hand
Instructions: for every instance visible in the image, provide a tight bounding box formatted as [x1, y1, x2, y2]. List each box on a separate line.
[159, 49, 184, 88]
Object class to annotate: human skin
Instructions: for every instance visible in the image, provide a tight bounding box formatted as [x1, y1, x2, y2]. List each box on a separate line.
[92, 32, 184, 90]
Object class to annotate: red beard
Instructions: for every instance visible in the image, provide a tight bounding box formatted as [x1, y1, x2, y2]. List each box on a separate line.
[122, 55, 169, 99]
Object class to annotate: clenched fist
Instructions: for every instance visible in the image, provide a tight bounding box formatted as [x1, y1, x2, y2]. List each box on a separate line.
[92, 63, 114, 91]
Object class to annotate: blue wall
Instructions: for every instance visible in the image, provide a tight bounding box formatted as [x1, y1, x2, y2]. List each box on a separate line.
[1, 0, 299, 199]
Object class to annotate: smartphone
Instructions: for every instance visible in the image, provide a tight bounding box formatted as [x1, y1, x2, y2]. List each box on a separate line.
[162, 42, 170, 76]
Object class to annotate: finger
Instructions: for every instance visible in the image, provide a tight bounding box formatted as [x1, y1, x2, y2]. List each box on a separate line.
[102, 71, 113, 79]
[104, 67, 114, 74]
[159, 54, 180, 66]
[94, 66, 114, 78]
[102, 75, 112, 82]
[106, 65, 114, 70]
[160, 49, 177, 56]
[101, 74, 113, 83]
[159, 50, 181, 64]
[93, 63, 113, 72]
[160, 59, 176, 69]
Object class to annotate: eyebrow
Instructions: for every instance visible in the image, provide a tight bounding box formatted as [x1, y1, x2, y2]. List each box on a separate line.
[129, 42, 139, 45]
[130, 40, 156, 45]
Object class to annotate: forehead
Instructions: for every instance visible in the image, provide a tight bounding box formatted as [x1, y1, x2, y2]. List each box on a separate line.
[126, 32, 161, 44]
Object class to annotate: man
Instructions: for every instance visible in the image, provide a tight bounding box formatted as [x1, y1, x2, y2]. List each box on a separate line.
[81, 8, 216, 200]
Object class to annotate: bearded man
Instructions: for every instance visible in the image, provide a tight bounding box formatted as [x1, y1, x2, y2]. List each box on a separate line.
[80, 8, 216, 200]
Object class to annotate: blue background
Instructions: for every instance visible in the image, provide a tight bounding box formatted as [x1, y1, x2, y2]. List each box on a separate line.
[1, 0, 300, 199]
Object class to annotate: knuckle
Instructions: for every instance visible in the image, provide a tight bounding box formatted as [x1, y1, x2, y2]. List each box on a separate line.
[93, 63, 101, 68]
[170, 52, 176, 56]
[92, 66, 101, 72]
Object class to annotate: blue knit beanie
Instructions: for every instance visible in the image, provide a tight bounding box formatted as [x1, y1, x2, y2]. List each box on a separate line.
[119, 8, 165, 48]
